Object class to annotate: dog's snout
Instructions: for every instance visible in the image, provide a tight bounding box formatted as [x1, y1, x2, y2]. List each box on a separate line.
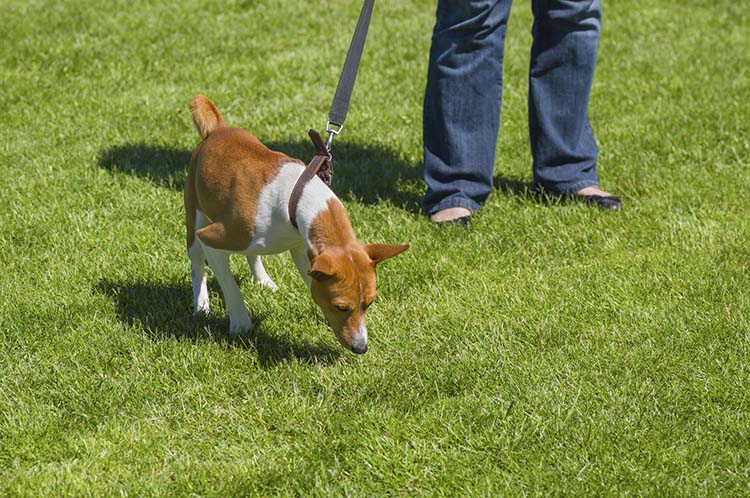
[351, 342, 368, 354]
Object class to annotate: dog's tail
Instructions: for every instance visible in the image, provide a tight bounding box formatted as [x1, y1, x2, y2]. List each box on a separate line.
[189, 94, 227, 139]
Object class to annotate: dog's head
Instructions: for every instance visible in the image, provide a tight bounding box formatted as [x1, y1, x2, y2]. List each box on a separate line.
[308, 243, 409, 354]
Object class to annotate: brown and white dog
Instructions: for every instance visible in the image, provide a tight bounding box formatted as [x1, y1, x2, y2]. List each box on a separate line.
[184, 95, 409, 353]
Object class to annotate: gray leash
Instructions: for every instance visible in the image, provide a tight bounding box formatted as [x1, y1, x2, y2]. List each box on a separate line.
[289, 0, 375, 228]
[324, 0, 375, 150]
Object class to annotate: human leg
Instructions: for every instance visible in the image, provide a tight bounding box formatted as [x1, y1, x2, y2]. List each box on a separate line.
[528, 0, 605, 195]
[422, 0, 513, 218]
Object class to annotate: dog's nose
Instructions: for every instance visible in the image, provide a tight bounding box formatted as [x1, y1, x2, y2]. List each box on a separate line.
[351, 342, 368, 354]
[350, 322, 368, 354]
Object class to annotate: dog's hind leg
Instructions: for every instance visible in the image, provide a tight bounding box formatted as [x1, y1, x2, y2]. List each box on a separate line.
[246, 255, 278, 291]
[189, 211, 211, 315]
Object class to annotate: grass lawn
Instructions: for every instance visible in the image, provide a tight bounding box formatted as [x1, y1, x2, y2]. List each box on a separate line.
[2, 0, 749, 495]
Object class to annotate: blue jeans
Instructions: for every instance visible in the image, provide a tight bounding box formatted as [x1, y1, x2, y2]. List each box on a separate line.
[423, 0, 602, 215]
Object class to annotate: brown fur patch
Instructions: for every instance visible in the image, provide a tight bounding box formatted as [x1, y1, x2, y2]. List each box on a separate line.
[185, 127, 303, 251]
[307, 199, 359, 256]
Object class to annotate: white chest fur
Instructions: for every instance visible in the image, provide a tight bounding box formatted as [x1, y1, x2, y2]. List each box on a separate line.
[244, 161, 338, 255]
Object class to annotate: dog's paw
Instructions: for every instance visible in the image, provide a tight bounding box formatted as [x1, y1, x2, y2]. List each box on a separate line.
[256, 278, 279, 292]
[194, 299, 211, 315]
[229, 315, 252, 335]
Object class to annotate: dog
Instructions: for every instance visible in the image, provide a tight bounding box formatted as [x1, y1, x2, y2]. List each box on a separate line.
[184, 95, 409, 353]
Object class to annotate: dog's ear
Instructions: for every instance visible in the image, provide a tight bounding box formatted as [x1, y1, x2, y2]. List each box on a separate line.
[308, 252, 337, 281]
[363, 244, 410, 266]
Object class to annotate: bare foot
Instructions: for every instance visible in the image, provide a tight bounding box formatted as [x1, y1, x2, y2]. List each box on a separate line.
[574, 186, 614, 197]
[429, 207, 471, 223]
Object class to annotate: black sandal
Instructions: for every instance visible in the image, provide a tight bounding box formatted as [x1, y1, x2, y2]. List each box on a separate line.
[433, 215, 471, 228]
[578, 194, 622, 210]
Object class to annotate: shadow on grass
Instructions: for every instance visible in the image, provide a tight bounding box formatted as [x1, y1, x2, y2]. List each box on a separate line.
[493, 175, 531, 197]
[97, 139, 423, 211]
[97, 141, 571, 215]
[96, 280, 341, 367]
[492, 175, 580, 206]
[98, 144, 192, 190]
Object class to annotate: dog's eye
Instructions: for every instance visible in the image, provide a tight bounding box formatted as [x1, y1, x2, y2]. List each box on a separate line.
[335, 305, 352, 313]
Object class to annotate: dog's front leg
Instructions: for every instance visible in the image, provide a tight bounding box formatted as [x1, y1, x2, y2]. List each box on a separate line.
[188, 239, 210, 315]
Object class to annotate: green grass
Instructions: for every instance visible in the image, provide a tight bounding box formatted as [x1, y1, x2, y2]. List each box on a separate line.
[1, 0, 749, 495]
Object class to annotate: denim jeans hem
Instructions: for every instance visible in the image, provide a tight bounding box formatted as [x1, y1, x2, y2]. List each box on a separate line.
[425, 196, 481, 216]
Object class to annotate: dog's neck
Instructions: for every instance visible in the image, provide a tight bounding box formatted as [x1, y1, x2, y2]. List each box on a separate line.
[305, 198, 358, 258]
[290, 172, 357, 258]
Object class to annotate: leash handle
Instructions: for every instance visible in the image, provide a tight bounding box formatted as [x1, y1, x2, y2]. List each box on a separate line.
[327, 0, 374, 148]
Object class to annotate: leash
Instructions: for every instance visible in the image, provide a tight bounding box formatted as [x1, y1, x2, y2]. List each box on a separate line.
[289, 0, 375, 228]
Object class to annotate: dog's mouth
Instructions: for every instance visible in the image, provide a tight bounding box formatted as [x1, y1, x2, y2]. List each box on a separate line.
[319, 311, 368, 354]
[330, 328, 367, 354]
[335, 335, 368, 354]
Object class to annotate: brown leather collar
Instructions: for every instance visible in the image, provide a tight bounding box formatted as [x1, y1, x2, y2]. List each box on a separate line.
[288, 129, 333, 229]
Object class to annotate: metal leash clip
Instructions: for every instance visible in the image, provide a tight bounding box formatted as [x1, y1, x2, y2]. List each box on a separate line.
[325, 121, 343, 151]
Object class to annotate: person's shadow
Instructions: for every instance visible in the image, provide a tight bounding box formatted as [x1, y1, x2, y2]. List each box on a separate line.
[96, 280, 342, 367]
[98, 138, 424, 210]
